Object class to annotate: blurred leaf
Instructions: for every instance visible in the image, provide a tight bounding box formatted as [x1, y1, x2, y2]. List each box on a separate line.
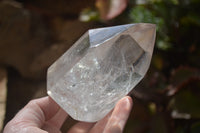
[124, 98, 151, 133]
[152, 54, 164, 70]
[169, 79, 200, 118]
[125, 119, 148, 133]
[129, 5, 172, 50]
[169, 67, 200, 89]
[133, 69, 167, 102]
[191, 0, 200, 3]
[175, 126, 185, 133]
[129, 6, 164, 30]
[148, 102, 157, 115]
[156, 39, 171, 50]
[135, 0, 148, 5]
[171, 90, 200, 118]
[167, 67, 200, 96]
[188, 48, 200, 68]
[150, 114, 168, 133]
[181, 14, 200, 26]
[79, 8, 99, 22]
[170, 0, 179, 5]
[179, 0, 191, 5]
[149, 0, 163, 3]
[191, 122, 200, 133]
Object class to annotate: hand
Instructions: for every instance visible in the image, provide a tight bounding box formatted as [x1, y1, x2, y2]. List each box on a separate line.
[3, 96, 133, 133]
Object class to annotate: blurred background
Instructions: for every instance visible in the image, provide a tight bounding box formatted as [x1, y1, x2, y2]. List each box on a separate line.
[0, 0, 200, 132]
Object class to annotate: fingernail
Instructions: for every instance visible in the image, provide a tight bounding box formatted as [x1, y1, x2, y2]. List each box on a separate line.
[118, 97, 132, 130]
[120, 96, 132, 110]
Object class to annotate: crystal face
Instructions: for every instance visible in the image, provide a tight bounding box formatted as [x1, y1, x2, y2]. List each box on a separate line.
[47, 23, 156, 122]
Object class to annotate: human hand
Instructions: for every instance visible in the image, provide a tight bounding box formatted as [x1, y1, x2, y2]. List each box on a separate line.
[3, 96, 133, 133]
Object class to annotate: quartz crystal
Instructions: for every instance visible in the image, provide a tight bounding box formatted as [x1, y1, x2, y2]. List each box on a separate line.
[47, 23, 156, 122]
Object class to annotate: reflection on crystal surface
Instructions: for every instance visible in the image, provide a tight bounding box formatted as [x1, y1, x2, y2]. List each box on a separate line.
[47, 23, 156, 122]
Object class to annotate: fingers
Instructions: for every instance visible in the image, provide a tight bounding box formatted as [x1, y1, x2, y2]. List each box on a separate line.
[68, 122, 95, 133]
[6, 97, 51, 128]
[27, 96, 68, 128]
[29, 96, 62, 121]
[4, 126, 49, 133]
[69, 96, 132, 133]
[103, 96, 133, 133]
[5, 96, 68, 129]
[4, 95, 132, 133]
[42, 123, 62, 133]
[46, 108, 68, 129]
[88, 96, 133, 133]
[88, 111, 113, 133]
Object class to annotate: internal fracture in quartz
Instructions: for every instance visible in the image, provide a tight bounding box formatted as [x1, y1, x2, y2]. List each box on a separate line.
[47, 23, 156, 122]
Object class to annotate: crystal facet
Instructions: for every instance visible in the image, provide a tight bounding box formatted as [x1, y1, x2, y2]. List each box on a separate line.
[47, 23, 156, 122]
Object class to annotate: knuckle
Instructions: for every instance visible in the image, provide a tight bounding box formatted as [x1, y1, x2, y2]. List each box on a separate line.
[27, 99, 38, 107]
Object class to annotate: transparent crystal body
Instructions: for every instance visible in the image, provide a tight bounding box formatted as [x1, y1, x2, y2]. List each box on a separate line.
[47, 23, 156, 122]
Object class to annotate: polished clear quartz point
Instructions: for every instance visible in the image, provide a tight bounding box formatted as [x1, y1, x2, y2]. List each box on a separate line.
[47, 23, 156, 122]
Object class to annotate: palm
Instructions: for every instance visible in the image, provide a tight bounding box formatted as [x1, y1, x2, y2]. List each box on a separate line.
[3, 96, 132, 133]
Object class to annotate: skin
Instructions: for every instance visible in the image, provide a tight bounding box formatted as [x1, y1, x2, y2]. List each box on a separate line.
[3, 96, 133, 133]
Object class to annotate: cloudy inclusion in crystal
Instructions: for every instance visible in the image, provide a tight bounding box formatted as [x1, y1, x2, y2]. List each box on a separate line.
[47, 23, 156, 122]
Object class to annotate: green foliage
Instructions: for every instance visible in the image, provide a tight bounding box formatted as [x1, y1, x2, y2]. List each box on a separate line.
[84, 0, 200, 132]
[129, 6, 165, 31]
[130, 4, 170, 50]
[125, 0, 200, 132]
[79, 8, 99, 22]
[128, 0, 200, 52]
[191, 122, 200, 133]
[170, 89, 200, 118]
